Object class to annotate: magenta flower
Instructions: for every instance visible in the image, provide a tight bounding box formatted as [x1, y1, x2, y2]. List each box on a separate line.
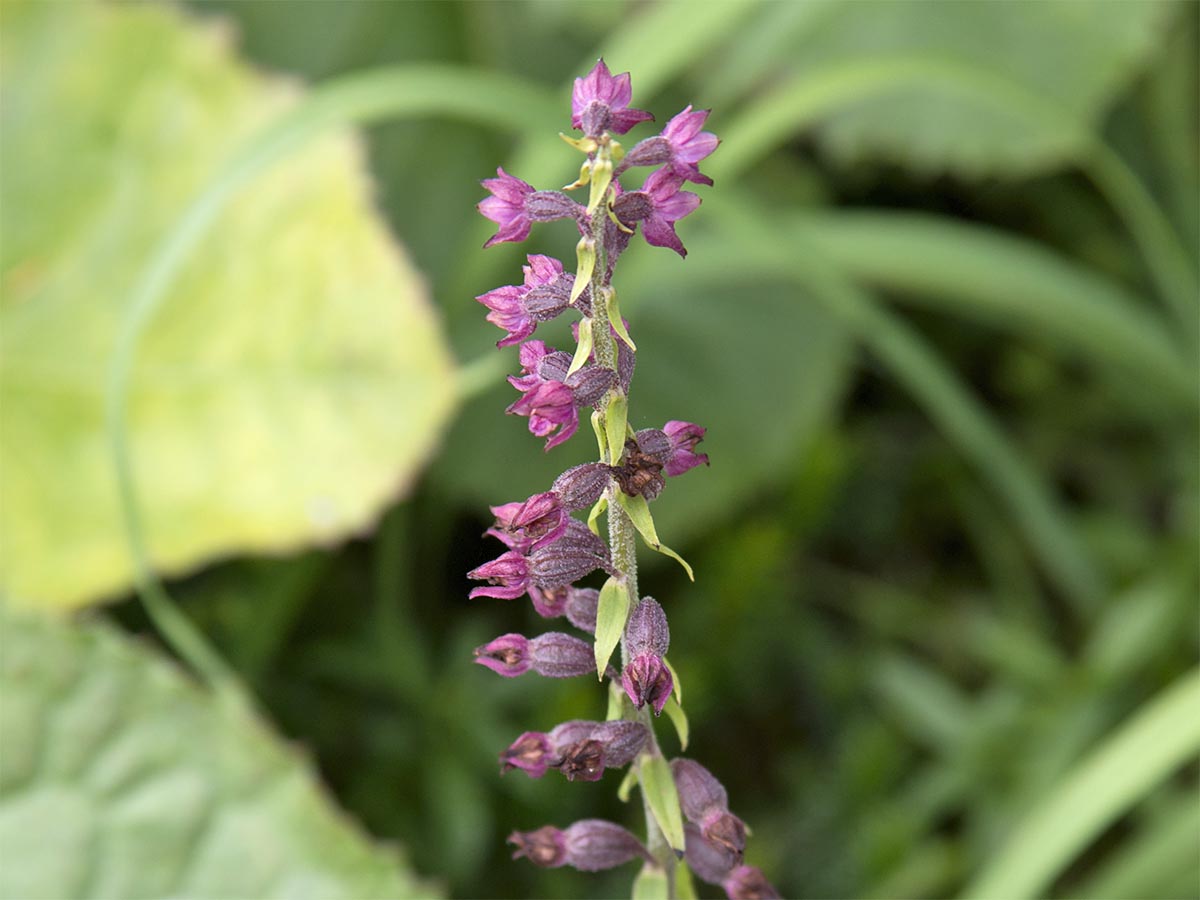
[467, 550, 531, 600]
[479, 168, 536, 247]
[486, 491, 568, 552]
[479, 170, 582, 248]
[508, 380, 580, 450]
[662, 420, 709, 475]
[571, 59, 653, 137]
[612, 169, 701, 257]
[475, 255, 580, 348]
[621, 598, 673, 715]
[660, 105, 719, 185]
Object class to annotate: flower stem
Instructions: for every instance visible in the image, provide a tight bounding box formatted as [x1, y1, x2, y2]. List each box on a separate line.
[587, 173, 677, 898]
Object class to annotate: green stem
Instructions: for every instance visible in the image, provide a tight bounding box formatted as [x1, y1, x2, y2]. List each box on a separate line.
[586, 176, 677, 898]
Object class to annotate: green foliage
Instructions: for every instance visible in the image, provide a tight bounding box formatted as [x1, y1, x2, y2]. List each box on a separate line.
[0, 607, 432, 899]
[0, 1, 457, 608]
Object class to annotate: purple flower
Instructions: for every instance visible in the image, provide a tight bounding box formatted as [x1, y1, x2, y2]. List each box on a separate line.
[469, 522, 610, 600]
[662, 420, 709, 475]
[571, 59, 653, 137]
[508, 381, 579, 450]
[660, 106, 719, 185]
[622, 105, 719, 186]
[509, 820, 651, 871]
[486, 491, 568, 552]
[474, 632, 595, 679]
[466, 550, 530, 600]
[507, 343, 616, 450]
[475, 255, 580, 348]
[612, 169, 701, 257]
[479, 169, 582, 248]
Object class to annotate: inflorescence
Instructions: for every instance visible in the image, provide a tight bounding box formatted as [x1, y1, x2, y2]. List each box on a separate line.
[469, 60, 778, 900]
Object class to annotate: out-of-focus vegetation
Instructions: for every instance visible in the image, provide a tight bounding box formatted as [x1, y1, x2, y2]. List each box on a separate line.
[1, 2, 1196, 899]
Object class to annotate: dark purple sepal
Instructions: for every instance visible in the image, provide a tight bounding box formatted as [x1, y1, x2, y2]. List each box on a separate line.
[626, 597, 670, 657]
[528, 632, 595, 678]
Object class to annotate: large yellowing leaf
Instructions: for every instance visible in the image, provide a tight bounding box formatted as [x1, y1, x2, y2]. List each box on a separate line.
[0, 1, 457, 608]
[0, 607, 436, 898]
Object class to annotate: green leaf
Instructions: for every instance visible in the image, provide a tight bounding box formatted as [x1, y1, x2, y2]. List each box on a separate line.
[615, 494, 695, 581]
[593, 576, 631, 678]
[639, 755, 686, 854]
[605, 287, 637, 351]
[587, 495, 609, 537]
[663, 656, 683, 704]
[662, 697, 690, 752]
[567, 316, 594, 377]
[0, 2, 457, 609]
[606, 394, 629, 466]
[711, 0, 1168, 179]
[964, 667, 1200, 899]
[676, 863, 699, 900]
[0, 607, 432, 899]
[631, 864, 669, 900]
[617, 768, 639, 804]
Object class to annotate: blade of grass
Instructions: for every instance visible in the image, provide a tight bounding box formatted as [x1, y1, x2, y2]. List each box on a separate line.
[711, 57, 1197, 336]
[963, 667, 1200, 900]
[794, 211, 1195, 407]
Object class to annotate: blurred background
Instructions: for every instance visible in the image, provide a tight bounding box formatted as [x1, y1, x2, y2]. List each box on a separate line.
[1, 1, 1197, 898]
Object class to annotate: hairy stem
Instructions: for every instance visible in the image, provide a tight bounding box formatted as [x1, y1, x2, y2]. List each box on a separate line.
[586, 183, 677, 897]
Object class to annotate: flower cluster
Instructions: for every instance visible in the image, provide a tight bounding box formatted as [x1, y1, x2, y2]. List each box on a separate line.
[469, 60, 776, 899]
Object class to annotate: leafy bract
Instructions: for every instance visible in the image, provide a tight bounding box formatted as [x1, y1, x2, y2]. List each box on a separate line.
[0, 607, 434, 899]
[0, 1, 457, 608]
[713, 0, 1169, 178]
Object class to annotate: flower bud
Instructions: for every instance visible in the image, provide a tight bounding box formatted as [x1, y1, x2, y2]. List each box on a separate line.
[701, 809, 747, 860]
[723, 865, 781, 900]
[565, 365, 616, 409]
[529, 521, 612, 588]
[509, 819, 651, 871]
[621, 652, 674, 716]
[527, 585, 569, 618]
[467, 550, 530, 600]
[552, 463, 612, 510]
